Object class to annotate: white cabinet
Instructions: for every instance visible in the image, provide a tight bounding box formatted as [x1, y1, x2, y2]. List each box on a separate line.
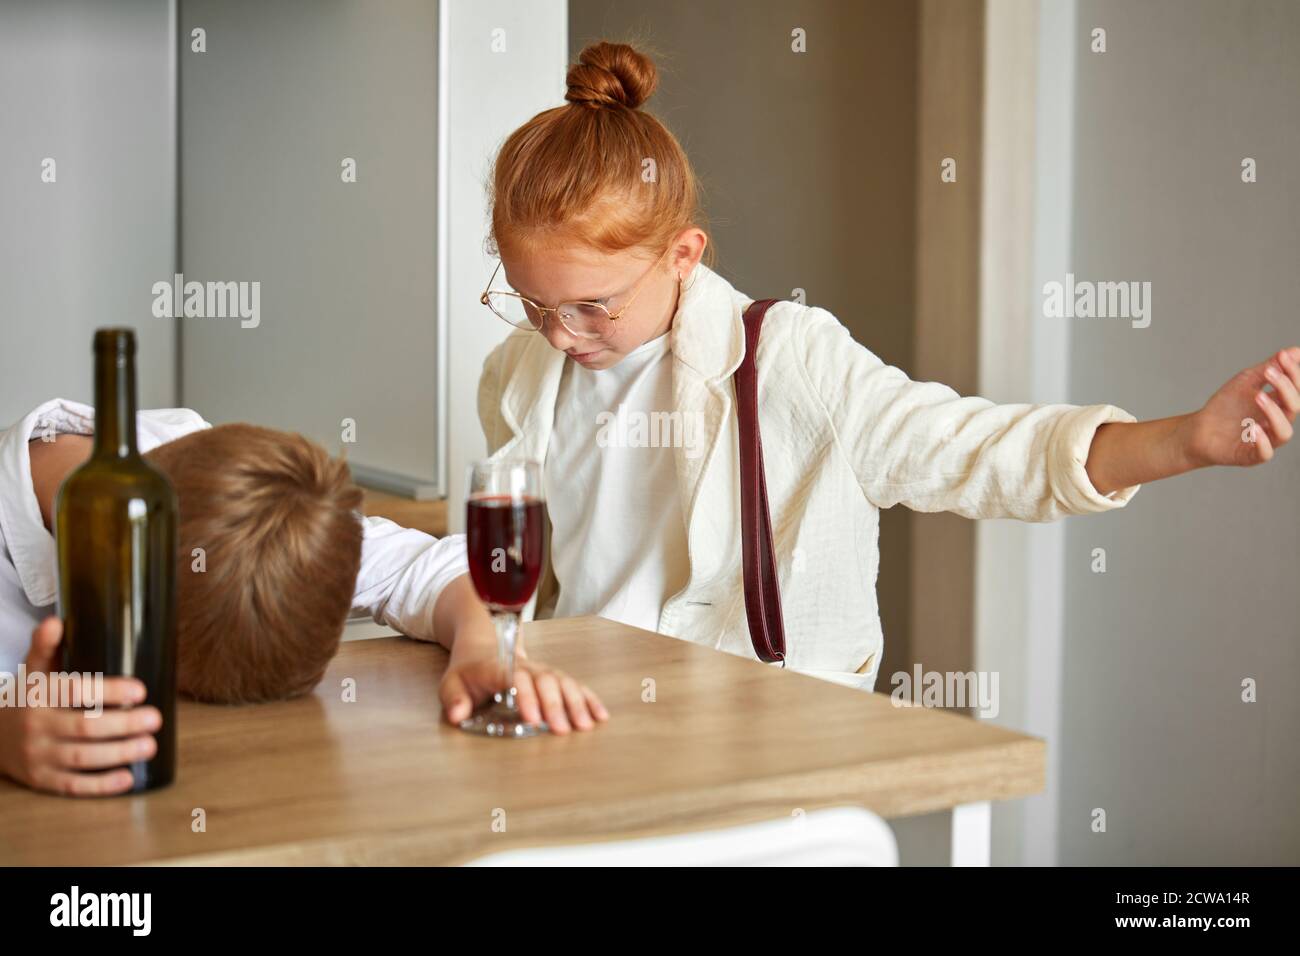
[178, 0, 566, 517]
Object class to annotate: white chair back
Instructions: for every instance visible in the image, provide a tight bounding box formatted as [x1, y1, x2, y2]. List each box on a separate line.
[465, 806, 898, 866]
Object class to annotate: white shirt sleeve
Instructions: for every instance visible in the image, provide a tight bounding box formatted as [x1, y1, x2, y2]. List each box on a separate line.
[797, 307, 1141, 521]
[137, 407, 212, 450]
[351, 516, 469, 642]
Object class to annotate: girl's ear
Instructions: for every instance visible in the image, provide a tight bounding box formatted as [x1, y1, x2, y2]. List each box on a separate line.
[670, 226, 708, 278]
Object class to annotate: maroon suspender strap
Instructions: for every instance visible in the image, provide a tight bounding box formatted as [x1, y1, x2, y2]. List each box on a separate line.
[734, 299, 786, 664]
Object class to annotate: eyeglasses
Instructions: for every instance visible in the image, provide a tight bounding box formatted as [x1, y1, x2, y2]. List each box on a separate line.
[479, 247, 671, 341]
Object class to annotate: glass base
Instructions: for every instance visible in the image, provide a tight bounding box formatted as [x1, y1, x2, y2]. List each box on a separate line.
[458, 691, 549, 738]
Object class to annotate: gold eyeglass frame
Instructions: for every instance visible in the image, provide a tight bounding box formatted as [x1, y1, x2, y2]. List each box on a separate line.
[479, 246, 673, 339]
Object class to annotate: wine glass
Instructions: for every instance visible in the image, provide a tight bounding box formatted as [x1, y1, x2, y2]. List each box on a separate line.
[460, 459, 548, 738]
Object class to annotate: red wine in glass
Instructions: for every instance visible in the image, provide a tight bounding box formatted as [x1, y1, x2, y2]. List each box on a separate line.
[466, 496, 543, 612]
[460, 459, 548, 738]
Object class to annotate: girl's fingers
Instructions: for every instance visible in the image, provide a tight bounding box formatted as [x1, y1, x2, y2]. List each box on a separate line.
[1279, 347, 1300, 392]
[559, 677, 594, 731]
[531, 671, 570, 734]
[1254, 390, 1292, 449]
[1247, 396, 1278, 461]
[48, 734, 156, 772]
[31, 765, 136, 798]
[1264, 358, 1300, 417]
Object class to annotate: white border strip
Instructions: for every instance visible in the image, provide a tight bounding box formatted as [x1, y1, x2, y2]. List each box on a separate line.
[1021, 0, 1077, 869]
[435, 0, 452, 498]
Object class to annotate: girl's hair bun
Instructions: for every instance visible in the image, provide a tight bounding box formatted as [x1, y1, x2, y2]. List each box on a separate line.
[565, 41, 658, 110]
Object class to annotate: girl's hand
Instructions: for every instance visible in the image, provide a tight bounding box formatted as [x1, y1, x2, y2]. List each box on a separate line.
[0, 617, 163, 797]
[1185, 347, 1299, 466]
[439, 638, 609, 734]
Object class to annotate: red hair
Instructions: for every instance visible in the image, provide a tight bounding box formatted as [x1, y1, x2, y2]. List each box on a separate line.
[488, 41, 712, 263]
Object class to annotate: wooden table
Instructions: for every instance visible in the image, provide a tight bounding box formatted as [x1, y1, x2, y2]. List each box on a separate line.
[0, 617, 1043, 866]
[360, 488, 447, 537]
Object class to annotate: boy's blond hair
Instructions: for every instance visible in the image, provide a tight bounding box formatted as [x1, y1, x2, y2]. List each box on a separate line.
[145, 424, 363, 704]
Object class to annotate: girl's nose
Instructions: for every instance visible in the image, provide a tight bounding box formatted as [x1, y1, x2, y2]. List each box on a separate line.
[541, 314, 578, 352]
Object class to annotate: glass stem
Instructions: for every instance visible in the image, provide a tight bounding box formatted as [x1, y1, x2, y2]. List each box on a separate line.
[494, 611, 520, 710]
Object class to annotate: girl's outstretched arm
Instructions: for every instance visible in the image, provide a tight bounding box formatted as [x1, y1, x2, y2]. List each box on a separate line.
[1085, 347, 1299, 495]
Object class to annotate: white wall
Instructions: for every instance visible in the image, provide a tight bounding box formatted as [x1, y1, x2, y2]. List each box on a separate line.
[443, 0, 569, 531]
[979, 0, 1300, 866]
[975, 0, 1068, 868]
[0, 0, 176, 425]
[1056, 0, 1300, 864]
[1017, 0, 1077, 869]
[0, 0, 567, 509]
[179, 0, 442, 488]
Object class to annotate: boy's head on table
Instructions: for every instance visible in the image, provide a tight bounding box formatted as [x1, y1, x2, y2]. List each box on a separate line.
[147, 424, 363, 704]
[36, 423, 363, 704]
[12, 401, 608, 798]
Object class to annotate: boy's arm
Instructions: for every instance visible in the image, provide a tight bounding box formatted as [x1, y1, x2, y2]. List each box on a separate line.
[350, 516, 469, 641]
[28, 403, 211, 531]
[29, 435, 92, 531]
[431, 575, 608, 733]
[1085, 347, 1299, 494]
[352, 519, 608, 733]
[0, 618, 162, 797]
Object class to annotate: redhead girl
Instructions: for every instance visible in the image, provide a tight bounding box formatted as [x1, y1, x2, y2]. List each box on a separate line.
[476, 42, 1298, 691]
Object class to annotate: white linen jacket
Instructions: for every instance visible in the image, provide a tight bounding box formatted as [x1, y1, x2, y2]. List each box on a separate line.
[478, 263, 1140, 690]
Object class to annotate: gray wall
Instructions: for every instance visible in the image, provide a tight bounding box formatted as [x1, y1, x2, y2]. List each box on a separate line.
[1060, 0, 1300, 863]
[443, 0, 567, 531]
[568, 0, 919, 663]
[0, 0, 176, 425]
[179, 0, 440, 485]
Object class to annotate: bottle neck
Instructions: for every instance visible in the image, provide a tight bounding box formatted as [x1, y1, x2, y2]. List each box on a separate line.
[91, 340, 139, 459]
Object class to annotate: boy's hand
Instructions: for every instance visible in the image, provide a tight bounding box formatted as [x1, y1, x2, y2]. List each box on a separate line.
[0, 617, 162, 797]
[439, 631, 609, 735]
[1186, 347, 1299, 466]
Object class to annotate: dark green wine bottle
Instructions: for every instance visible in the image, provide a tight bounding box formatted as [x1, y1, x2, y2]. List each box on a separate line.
[55, 328, 178, 792]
